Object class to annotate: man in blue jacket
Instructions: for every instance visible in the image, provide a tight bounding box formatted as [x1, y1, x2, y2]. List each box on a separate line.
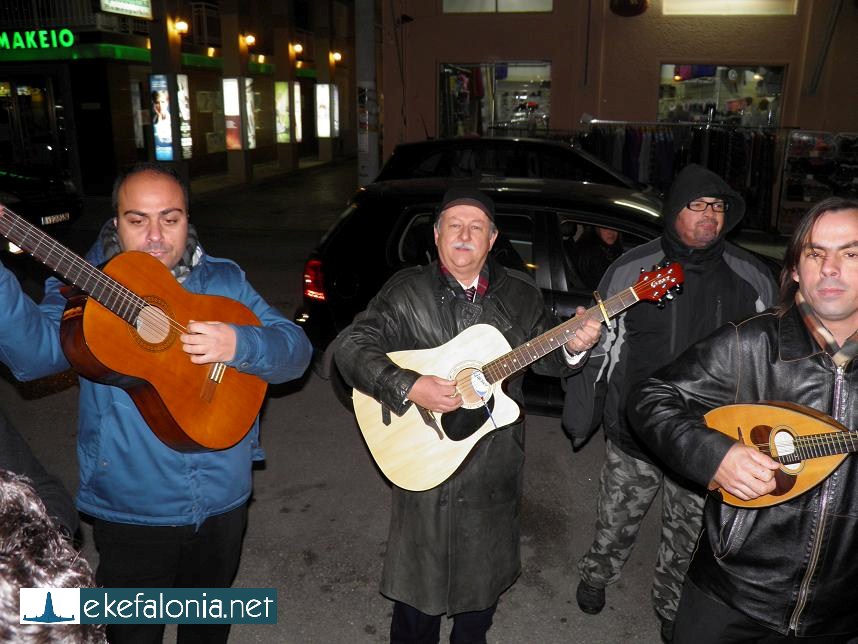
[0, 163, 312, 644]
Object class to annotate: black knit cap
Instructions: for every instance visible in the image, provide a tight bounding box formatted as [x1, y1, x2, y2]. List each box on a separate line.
[437, 186, 495, 222]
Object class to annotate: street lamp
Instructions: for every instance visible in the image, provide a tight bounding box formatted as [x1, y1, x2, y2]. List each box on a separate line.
[174, 19, 189, 35]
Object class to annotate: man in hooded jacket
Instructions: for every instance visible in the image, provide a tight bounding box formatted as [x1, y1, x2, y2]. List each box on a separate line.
[563, 163, 777, 641]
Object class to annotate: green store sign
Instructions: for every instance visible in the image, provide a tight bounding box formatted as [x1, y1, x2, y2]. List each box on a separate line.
[0, 29, 75, 50]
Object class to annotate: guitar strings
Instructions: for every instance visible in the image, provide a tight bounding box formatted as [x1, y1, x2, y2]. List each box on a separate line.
[747, 432, 858, 462]
[0, 208, 190, 338]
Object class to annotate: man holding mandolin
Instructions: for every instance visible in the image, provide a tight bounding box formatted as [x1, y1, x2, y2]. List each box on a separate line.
[565, 163, 778, 642]
[336, 186, 602, 642]
[630, 197, 858, 642]
[0, 163, 312, 644]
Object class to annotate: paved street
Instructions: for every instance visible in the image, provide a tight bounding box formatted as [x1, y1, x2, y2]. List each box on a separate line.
[2, 161, 681, 643]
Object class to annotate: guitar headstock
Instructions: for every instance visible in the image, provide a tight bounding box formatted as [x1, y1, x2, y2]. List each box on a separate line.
[632, 261, 684, 305]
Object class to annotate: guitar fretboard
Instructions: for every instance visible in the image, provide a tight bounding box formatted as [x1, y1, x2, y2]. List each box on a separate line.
[777, 431, 858, 465]
[0, 205, 146, 325]
[482, 287, 640, 384]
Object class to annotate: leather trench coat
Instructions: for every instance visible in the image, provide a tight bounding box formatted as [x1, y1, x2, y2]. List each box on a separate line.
[629, 306, 858, 638]
[336, 258, 573, 615]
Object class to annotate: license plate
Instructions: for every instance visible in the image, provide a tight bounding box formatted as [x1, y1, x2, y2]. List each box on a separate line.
[41, 212, 70, 225]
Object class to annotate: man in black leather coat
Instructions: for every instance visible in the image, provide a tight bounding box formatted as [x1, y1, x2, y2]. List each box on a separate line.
[336, 187, 601, 643]
[629, 196, 858, 643]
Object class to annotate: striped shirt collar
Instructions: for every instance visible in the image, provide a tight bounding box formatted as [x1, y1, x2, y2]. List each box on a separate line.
[796, 291, 858, 367]
[439, 262, 490, 302]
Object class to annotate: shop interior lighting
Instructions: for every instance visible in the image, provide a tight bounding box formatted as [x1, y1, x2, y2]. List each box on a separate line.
[207, 47, 215, 57]
[174, 19, 189, 35]
[257, 54, 265, 64]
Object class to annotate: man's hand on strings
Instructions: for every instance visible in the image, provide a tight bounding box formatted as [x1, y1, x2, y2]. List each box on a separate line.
[407, 375, 462, 413]
[710, 443, 779, 501]
[181, 320, 237, 364]
[565, 306, 602, 354]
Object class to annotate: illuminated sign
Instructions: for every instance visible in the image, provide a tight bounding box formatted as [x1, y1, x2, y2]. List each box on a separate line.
[245, 78, 256, 150]
[331, 85, 340, 137]
[275, 82, 291, 143]
[293, 83, 302, 143]
[223, 78, 242, 150]
[100, 0, 153, 20]
[0, 29, 74, 50]
[177, 74, 192, 159]
[315, 84, 331, 138]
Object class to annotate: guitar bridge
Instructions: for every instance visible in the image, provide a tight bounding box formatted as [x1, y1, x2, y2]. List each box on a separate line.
[200, 362, 226, 402]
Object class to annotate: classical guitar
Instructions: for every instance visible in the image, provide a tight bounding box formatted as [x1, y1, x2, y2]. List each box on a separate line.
[704, 402, 858, 508]
[353, 262, 684, 491]
[0, 204, 267, 451]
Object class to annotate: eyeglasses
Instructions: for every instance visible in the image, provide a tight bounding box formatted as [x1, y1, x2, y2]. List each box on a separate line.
[686, 200, 728, 213]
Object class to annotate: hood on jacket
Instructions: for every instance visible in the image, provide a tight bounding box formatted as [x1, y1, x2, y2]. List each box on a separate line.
[662, 163, 745, 254]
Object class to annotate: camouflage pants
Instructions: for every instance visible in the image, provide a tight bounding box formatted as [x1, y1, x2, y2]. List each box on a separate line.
[578, 439, 705, 623]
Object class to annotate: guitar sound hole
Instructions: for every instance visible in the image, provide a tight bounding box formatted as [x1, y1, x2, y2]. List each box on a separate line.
[441, 397, 496, 441]
[135, 304, 172, 345]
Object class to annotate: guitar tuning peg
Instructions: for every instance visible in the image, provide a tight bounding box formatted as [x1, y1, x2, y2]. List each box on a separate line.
[640, 267, 646, 274]
[656, 299, 665, 309]
[674, 285, 683, 295]
[664, 292, 674, 300]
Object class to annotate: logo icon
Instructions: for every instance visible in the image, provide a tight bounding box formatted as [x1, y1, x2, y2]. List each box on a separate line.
[20, 588, 80, 624]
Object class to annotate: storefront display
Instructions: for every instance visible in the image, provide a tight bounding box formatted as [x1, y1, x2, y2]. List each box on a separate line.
[778, 130, 858, 232]
[658, 64, 783, 127]
[438, 62, 550, 138]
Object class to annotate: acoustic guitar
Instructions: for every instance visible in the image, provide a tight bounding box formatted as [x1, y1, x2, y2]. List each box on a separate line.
[0, 204, 267, 451]
[704, 402, 858, 508]
[353, 262, 684, 491]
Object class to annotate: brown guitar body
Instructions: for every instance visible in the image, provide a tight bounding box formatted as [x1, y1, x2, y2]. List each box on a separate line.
[704, 402, 854, 508]
[58, 251, 267, 451]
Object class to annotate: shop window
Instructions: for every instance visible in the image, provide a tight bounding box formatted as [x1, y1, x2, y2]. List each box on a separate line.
[663, 0, 796, 15]
[443, 0, 552, 12]
[658, 64, 784, 127]
[439, 62, 550, 138]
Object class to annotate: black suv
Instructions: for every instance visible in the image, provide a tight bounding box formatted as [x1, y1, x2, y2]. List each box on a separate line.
[295, 177, 664, 412]
[0, 166, 83, 283]
[375, 137, 655, 195]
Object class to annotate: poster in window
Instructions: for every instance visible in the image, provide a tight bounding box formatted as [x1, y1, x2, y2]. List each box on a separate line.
[223, 78, 242, 150]
[150, 74, 173, 161]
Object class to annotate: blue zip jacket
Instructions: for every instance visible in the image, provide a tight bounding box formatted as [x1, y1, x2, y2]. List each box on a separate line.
[0, 240, 311, 527]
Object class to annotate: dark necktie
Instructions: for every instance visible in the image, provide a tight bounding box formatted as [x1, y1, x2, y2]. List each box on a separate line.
[464, 286, 476, 302]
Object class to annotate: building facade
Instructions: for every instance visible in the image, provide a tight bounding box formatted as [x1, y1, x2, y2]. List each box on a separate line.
[0, 0, 356, 195]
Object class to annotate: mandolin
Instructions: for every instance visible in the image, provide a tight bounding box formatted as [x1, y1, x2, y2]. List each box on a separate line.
[0, 203, 267, 451]
[705, 401, 858, 508]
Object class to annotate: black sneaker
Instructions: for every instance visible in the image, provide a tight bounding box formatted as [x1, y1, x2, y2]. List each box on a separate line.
[576, 579, 605, 614]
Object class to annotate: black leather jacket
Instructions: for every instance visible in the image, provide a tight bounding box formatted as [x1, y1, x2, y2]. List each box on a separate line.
[629, 306, 858, 638]
[335, 257, 573, 615]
